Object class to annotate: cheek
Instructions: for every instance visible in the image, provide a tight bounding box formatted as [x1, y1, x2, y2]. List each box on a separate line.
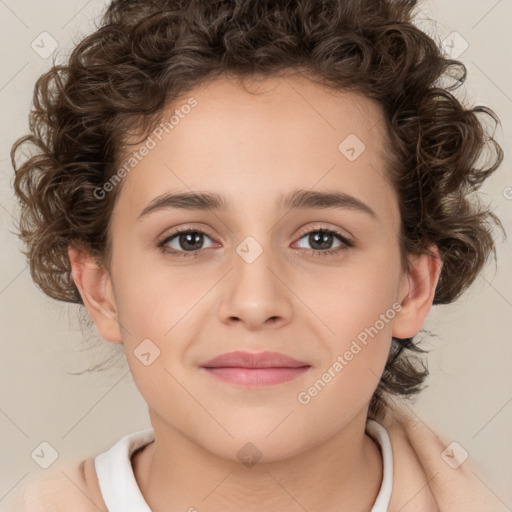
[298, 250, 400, 392]
[296, 273, 397, 425]
[111, 248, 203, 333]
[302, 251, 400, 340]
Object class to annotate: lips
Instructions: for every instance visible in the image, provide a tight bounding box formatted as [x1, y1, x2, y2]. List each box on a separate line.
[200, 350, 310, 369]
[199, 350, 312, 387]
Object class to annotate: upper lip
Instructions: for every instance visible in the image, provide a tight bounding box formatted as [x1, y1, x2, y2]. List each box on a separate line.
[200, 350, 311, 368]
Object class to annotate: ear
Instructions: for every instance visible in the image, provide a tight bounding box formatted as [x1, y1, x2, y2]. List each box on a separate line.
[68, 245, 123, 344]
[392, 245, 443, 339]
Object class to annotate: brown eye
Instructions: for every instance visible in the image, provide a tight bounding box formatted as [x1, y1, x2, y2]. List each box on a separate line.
[294, 228, 354, 256]
[158, 228, 217, 257]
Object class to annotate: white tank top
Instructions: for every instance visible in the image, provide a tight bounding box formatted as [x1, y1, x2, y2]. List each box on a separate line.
[94, 418, 393, 511]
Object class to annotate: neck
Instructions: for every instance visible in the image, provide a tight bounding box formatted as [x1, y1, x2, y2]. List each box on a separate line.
[133, 410, 383, 512]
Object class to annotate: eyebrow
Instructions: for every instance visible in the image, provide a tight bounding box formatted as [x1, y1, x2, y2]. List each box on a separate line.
[137, 189, 377, 220]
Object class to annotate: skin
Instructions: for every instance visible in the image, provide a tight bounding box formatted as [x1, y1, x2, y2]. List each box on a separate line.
[68, 73, 443, 512]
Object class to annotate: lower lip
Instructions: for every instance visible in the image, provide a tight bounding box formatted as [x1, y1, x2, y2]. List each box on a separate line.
[201, 366, 311, 386]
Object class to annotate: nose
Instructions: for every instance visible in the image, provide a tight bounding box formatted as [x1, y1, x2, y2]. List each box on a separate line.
[217, 239, 293, 331]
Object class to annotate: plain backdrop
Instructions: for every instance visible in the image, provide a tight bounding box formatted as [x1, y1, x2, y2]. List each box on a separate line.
[1, 0, 511, 507]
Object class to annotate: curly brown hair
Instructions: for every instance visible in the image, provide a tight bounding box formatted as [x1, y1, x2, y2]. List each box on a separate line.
[10, 0, 505, 421]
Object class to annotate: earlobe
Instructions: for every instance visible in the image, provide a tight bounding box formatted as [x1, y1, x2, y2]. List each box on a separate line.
[392, 246, 442, 339]
[68, 245, 123, 344]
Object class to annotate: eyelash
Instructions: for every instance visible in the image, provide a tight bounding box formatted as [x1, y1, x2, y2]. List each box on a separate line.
[157, 226, 354, 259]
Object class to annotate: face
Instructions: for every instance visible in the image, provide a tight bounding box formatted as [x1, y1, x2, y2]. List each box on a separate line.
[86, 74, 417, 460]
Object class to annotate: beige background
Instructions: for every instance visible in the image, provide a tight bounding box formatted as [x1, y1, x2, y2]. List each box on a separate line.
[1, 0, 511, 507]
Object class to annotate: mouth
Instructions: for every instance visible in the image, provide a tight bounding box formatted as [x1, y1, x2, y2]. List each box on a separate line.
[199, 350, 312, 387]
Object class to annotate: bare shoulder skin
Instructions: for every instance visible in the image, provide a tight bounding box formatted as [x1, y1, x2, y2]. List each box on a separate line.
[382, 412, 440, 512]
[5, 460, 107, 512]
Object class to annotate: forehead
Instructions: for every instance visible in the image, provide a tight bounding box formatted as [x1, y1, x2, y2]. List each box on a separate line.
[114, 74, 398, 221]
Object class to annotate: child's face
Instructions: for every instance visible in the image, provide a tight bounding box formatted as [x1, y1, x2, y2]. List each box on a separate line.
[88, 74, 428, 459]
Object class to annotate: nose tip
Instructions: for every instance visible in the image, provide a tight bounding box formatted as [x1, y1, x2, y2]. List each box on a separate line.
[221, 290, 291, 330]
[217, 242, 294, 330]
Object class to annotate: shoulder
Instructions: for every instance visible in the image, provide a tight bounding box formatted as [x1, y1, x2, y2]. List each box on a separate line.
[379, 409, 441, 512]
[3, 458, 107, 512]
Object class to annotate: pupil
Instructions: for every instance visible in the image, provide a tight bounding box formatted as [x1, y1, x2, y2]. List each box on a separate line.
[180, 232, 203, 251]
[310, 231, 332, 250]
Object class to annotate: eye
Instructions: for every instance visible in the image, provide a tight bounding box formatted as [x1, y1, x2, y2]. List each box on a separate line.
[157, 226, 354, 259]
[293, 228, 354, 256]
[158, 228, 218, 258]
